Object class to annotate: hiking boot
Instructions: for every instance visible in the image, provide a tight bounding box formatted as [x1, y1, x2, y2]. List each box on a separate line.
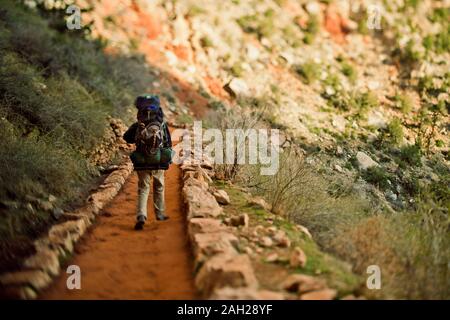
[134, 220, 144, 230]
[134, 215, 146, 230]
[156, 214, 169, 221]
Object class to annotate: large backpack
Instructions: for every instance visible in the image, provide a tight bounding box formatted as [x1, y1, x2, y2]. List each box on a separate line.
[131, 95, 172, 169]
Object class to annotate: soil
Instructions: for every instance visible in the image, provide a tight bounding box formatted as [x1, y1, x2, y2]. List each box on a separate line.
[40, 163, 198, 299]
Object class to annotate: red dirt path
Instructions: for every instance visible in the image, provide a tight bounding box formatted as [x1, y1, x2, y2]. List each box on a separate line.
[41, 164, 198, 299]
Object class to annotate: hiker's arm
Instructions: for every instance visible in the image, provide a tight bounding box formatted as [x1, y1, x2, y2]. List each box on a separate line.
[164, 123, 172, 147]
[123, 123, 138, 144]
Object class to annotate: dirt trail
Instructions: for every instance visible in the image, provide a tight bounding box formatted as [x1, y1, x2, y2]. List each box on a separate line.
[41, 163, 198, 299]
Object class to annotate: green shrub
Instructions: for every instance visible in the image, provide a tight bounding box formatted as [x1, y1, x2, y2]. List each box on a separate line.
[393, 93, 413, 113]
[332, 189, 449, 299]
[207, 99, 226, 111]
[301, 14, 320, 44]
[324, 91, 350, 111]
[200, 36, 213, 48]
[176, 113, 194, 125]
[244, 149, 372, 244]
[357, 7, 370, 33]
[400, 0, 420, 11]
[397, 144, 422, 167]
[362, 166, 393, 190]
[386, 118, 404, 145]
[352, 91, 378, 118]
[341, 61, 357, 83]
[0, 1, 155, 270]
[400, 40, 422, 64]
[236, 10, 275, 39]
[435, 140, 445, 148]
[230, 63, 244, 77]
[282, 25, 301, 47]
[187, 5, 206, 17]
[294, 61, 321, 84]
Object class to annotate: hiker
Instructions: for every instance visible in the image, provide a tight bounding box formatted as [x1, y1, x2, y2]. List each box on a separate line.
[123, 95, 173, 230]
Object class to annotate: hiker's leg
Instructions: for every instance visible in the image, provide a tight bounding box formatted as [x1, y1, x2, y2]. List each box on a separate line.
[136, 170, 151, 221]
[152, 170, 166, 219]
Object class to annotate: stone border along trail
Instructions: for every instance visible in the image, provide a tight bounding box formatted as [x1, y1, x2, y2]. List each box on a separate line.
[40, 158, 198, 299]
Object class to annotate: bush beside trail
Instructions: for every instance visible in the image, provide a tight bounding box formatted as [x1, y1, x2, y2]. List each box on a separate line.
[0, 1, 154, 272]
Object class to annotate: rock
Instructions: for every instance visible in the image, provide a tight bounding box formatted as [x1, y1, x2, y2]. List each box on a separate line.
[0, 270, 52, 291]
[201, 159, 214, 170]
[213, 189, 230, 205]
[266, 226, 278, 235]
[332, 116, 346, 132]
[168, 103, 177, 113]
[356, 151, 378, 170]
[385, 190, 398, 202]
[192, 232, 238, 264]
[273, 231, 291, 248]
[25, 203, 34, 213]
[367, 110, 387, 128]
[289, 247, 307, 268]
[246, 44, 260, 61]
[87, 186, 119, 211]
[260, 236, 273, 248]
[51, 207, 64, 220]
[334, 164, 344, 173]
[23, 248, 60, 277]
[47, 219, 87, 253]
[299, 288, 337, 300]
[100, 164, 120, 174]
[188, 218, 226, 236]
[343, 19, 358, 32]
[265, 252, 279, 262]
[229, 214, 249, 228]
[181, 163, 200, 173]
[245, 247, 254, 255]
[325, 86, 335, 95]
[195, 254, 258, 296]
[198, 168, 213, 183]
[0, 200, 19, 209]
[341, 294, 366, 300]
[48, 194, 57, 203]
[260, 37, 271, 48]
[281, 274, 326, 293]
[223, 78, 249, 98]
[165, 50, 178, 66]
[0, 286, 37, 299]
[254, 225, 265, 235]
[280, 51, 294, 65]
[183, 183, 223, 219]
[210, 287, 284, 300]
[367, 80, 380, 90]
[296, 224, 312, 240]
[173, 15, 190, 45]
[248, 197, 271, 211]
[305, 2, 321, 15]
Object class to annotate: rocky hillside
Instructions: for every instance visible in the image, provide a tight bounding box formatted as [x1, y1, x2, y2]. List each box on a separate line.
[1, 0, 448, 299]
[75, 0, 448, 299]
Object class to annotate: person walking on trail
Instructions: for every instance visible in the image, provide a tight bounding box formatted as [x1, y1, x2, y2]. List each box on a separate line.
[123, 94, 173, 230]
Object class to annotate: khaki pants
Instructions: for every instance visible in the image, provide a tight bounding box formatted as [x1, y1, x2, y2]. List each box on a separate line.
[136, 170, 165, 220]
